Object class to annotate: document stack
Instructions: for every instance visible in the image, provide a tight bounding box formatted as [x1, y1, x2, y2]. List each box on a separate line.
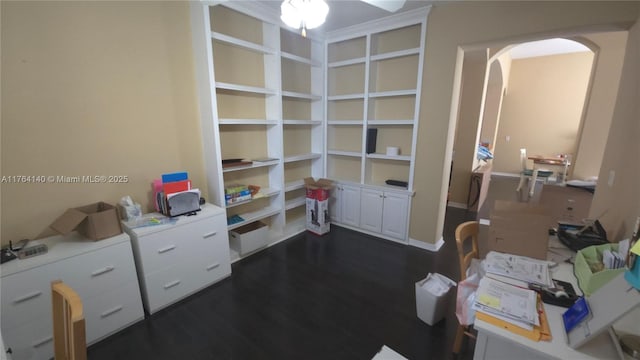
[473, 276, 551, 341]
[475, 252, 553, 341]
[483, 251, 553, 287]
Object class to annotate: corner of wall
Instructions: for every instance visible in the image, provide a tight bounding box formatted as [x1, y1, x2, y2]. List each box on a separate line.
[409, 236, 445, 252]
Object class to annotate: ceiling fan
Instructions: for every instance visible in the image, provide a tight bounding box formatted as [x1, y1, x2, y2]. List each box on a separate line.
[281, 0, 406, 36]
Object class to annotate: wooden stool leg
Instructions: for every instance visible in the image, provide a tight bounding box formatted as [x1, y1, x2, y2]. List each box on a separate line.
[453, 324, 465, 354]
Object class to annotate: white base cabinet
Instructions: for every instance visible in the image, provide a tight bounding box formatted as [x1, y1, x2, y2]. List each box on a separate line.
[0, 233, 144, 360]
[332, 182, 411, 243]
[330, 183, 361, 227]
[123, 204, 231, 314]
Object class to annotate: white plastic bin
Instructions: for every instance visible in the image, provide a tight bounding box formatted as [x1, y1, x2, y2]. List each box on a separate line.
[415, 273, 456, 325]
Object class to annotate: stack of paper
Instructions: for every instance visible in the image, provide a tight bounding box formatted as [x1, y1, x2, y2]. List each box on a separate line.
[473, 277, 539, 330]
[483, 251, 553, 287]
[473, 276, 552, 341]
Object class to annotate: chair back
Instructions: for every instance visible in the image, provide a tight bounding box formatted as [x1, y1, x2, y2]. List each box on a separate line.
[455, 221, 479, 281]
[520, 148, 528, 171]
[52, 280, 87, 360]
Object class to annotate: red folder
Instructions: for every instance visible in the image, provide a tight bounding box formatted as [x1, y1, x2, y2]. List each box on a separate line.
[163, 180, 191, 195]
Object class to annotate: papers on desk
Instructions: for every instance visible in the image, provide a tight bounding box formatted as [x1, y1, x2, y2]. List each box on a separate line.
[473, 276, 552, 342]
[474, 277, 539, 329]
[484, 251, 553, 287]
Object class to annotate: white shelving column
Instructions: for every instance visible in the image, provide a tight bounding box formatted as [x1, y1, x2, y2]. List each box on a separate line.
[323, 7, 430, 244]
[191, 2, 326, 262]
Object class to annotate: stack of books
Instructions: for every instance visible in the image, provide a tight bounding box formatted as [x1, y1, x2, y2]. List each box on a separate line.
[225, 184, 251, 206]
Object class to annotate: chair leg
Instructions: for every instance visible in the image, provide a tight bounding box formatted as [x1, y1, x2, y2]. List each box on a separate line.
[529, 169, 539, 197]
[453, 324, 465, 354]
[516, 174, 526, 192]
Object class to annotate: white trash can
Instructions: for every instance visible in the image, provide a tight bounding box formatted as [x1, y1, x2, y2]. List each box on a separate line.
[415, 273, 456, 325]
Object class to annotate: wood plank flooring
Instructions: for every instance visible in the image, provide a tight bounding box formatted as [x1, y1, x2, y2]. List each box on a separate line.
[88, 208, 476, 360]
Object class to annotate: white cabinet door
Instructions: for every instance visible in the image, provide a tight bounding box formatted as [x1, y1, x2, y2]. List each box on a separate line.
[381, 192, 409, 240]
[329, 185, 341, 223]
[360, 189, 383, 233]
[340, 184, 361, 227]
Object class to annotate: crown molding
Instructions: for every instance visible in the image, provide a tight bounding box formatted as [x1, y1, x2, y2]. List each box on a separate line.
[326, 5, 431, 42]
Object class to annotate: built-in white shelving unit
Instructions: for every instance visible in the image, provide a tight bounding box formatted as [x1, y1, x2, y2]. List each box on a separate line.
[191, 2, 324, 262]
[324, 7, 430, 244]
[192, 2, 430, 254]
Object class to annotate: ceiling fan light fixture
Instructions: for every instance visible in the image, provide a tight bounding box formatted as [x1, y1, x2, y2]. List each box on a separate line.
[281, 0, 329, 36]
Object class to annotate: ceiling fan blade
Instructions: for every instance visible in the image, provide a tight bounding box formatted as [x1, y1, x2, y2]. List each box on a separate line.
[360, 0, 406, 12]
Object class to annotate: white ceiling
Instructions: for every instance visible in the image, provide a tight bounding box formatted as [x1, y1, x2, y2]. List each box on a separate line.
[260, 0, 431, 33]
[255, 1, 593, 58]
[509, 38, 592, 59]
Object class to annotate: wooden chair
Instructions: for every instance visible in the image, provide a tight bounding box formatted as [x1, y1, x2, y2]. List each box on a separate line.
[452, 221, 479, 355]
[52, 280, 87, 360]
[516, 148, 553, 197]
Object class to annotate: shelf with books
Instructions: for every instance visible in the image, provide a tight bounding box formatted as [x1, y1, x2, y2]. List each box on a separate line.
[225, 187, 280, 209]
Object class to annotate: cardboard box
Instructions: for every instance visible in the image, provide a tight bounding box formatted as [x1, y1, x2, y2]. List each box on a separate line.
[229, 221, 268, 256]
[488, 201, 551, 260]
[304, 178, 334, 235]
[539, 184, 593, 226]
[50, 202, 123, 240]
[304, 177, 333, 201]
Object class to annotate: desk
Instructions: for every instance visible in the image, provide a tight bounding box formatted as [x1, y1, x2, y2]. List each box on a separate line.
[473, 263, 628, 360]
[528, 155, 571, 185]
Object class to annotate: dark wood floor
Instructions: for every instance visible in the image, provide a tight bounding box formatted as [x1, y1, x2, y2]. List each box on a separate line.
[88, 208, 476, 360]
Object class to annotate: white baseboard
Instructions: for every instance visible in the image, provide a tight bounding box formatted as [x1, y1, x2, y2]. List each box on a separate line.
[409, 236, 444, 252]
[447, 201, 468, 209]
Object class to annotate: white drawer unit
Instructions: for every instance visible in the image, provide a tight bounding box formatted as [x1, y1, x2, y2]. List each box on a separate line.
[123, 203, 231, 314]
[0, 232, 144, 360]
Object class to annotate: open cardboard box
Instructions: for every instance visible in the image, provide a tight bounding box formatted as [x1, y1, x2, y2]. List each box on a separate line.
[304, 178, 334, 235]
[50, 202, 123, 241]
[486, 200, 551, 260]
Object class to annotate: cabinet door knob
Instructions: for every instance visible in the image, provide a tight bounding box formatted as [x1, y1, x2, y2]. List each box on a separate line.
[158, 244, 176, 254]
[101, 305, 124, 318]
[163, 280, 181, 290]
[91, 265, 115, 277]
[206, 263, 220, 271]
[202, 231, 217, 239]
[13, 291, 42, 304]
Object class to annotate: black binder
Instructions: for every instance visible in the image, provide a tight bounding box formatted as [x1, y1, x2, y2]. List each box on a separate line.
[366, 128, 377, 154]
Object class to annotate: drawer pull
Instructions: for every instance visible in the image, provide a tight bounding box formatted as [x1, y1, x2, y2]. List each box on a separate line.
[91, 265, 115, 277]
[206, 263, 220, 271]
[163, 280, 181, 289]
[101, 305, 124, 318]
[202, 231, 217, 239]
[32, 335, 53, 348]
[13, 291, 42, 304]
[158, 245, 176, 254]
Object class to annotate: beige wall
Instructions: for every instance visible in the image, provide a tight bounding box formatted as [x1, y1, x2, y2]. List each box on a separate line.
[449, 50, 487, 205]
[1, 2, 204, 244]
[492, 52, 594, 174]
[410, 1, 640, 245]
[590, 18, 640, 241]
[2, 1, 639, 248]
[571, 31, 628, 180]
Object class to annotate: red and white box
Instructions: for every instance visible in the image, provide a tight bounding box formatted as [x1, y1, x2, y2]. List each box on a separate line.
[304, 178, 334, 235]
